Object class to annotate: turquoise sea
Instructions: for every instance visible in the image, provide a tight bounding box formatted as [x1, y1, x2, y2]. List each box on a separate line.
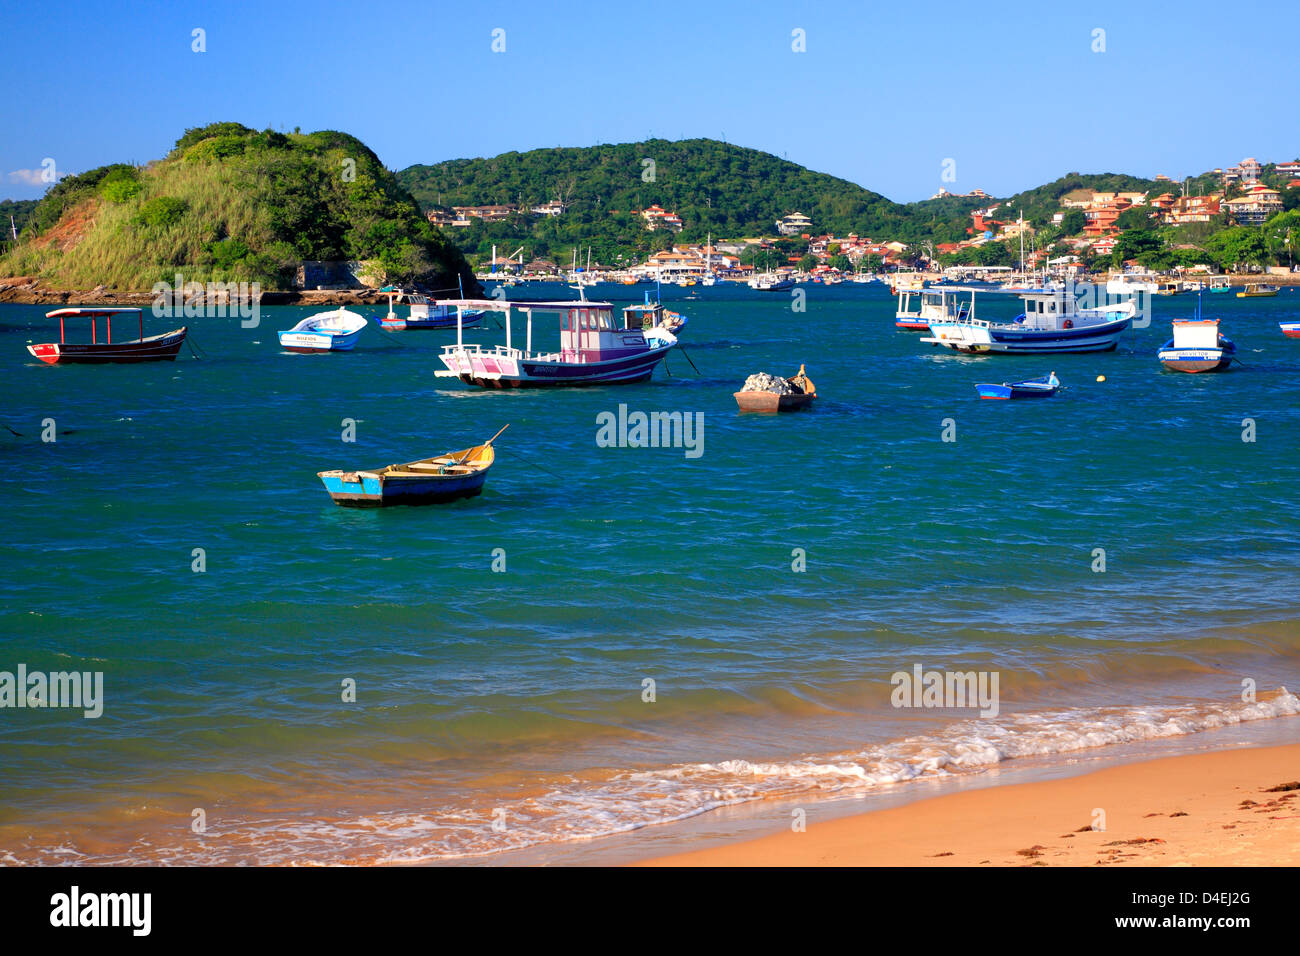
[1, 281, 1298, 864]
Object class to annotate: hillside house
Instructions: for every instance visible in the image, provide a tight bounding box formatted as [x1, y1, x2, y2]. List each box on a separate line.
[776, 212, 813, 236]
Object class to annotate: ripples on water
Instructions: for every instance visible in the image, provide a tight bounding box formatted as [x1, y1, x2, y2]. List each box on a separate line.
[0, 284, 1297, 862]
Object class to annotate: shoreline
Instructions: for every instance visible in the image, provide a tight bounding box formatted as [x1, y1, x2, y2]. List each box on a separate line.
[634, 742, 1300, 867]
[2, 272, 1297, 307]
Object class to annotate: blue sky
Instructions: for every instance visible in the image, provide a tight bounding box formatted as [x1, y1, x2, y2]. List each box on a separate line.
[4, 0, 1298, 204]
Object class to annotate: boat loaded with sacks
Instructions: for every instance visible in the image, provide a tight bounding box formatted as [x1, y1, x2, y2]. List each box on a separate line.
[734, 365, 816, 412]
[28, 308, 187, 365]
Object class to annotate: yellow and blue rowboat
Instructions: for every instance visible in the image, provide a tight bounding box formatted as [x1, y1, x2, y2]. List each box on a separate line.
[317, 426, 506, 507]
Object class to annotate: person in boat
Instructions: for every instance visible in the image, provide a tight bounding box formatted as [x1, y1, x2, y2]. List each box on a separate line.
[791, 364, 812, 395]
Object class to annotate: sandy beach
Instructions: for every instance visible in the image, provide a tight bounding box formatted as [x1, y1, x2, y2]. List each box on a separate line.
[639, 743, 1300, 867]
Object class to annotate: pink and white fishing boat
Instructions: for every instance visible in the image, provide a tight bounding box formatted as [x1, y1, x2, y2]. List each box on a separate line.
[433, 297, 678, 388]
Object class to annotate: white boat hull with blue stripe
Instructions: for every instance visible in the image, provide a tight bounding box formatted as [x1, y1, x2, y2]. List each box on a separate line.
[922, 289, 1135, 355]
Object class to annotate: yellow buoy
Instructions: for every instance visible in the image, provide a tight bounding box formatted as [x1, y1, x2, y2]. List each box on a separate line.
[1096, 375, 1107, 383]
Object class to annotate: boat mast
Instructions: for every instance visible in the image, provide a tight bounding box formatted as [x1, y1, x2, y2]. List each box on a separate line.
[1018, 210, 1025, 277]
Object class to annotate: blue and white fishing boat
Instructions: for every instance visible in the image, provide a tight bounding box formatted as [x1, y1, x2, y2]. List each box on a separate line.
[378, 288, 485, 331]
[278, 307, 367, 352]
[975, 372, 1061, 400]
[922, 288, 1135, 354]
[1158, 319, 1235, 372]
[317, 426, 507, 507]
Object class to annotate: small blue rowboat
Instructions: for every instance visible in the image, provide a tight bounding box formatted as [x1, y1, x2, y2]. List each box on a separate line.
[975, 371, 1060, 400]
[317, 426, 508, 507]
[379, 296, 487, 331]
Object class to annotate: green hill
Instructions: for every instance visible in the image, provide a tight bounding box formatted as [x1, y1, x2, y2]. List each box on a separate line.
[0, 122, 476, 292]
[397, 138, 913, 265]
[396, 140, 1207, 266]
[991, 172, 1174, 225]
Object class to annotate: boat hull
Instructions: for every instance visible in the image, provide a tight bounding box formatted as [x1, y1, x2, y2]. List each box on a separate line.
[734, 390, 815, 412]
[26, 328, 188, 365]
[1158, 349, 1233, 372]
[278, 329, 362, 352]
[925, 316, 1130, 354]
[975, 382, 1059, 399]
[441, 344, 673, 388]
[319, 470, 488, 507]
[379, 310, 486, 332]
[1280, 323, 1300, 339]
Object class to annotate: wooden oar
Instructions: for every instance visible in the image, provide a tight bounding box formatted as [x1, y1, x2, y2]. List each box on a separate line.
[453, 424, 509, 465]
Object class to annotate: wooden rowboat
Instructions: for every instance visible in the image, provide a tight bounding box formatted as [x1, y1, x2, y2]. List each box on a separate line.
[975, 371, 1060, 400]
[317, 426, 508, 507]
[28, 308, 187, 365]
[734, 365, 817, 412]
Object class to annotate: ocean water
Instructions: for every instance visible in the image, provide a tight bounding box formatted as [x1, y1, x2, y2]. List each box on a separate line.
[1, 282, 1298, 865]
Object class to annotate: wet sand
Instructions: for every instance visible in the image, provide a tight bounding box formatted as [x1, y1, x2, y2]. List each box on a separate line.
[638, 743, 1300, 866]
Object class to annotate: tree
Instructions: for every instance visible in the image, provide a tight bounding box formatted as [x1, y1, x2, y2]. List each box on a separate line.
[797, 254, 818, 272]
[1111, 229, 1163, 266]
[1115, 206, 1155, 231]
[1266, 210, 1300, 268]
[1206, 227, 1268, 272]
[1059, 208, 1086, 236]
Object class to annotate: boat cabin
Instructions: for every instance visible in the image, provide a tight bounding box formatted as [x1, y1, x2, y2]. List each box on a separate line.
[435, 298, 653, 364]
[1014, 291, 1079, 329]
[897, 288, 972, 323]
[1171, 319, 1221, 348]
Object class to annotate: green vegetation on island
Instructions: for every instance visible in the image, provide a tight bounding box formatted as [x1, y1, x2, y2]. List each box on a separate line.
[0, 122, 477, 292]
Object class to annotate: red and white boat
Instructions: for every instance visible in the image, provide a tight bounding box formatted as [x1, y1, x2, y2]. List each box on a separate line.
[1280, 321, 1300, 339]
[434, 296, 678, 388]
[27, 308, 187, 365]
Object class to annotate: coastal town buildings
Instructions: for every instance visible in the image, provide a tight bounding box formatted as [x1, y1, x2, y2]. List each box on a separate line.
[640, 204, 684, 232]
[1222, 184, 1283, 225]
[452, 204, 517, 223]
[1167, 193, 1223, 225]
